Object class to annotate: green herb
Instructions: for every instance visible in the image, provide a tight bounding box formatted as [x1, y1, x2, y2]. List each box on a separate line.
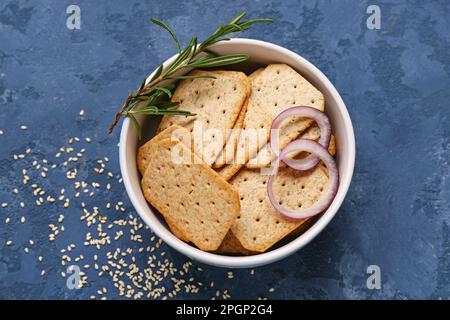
[108, 12, 272, 136]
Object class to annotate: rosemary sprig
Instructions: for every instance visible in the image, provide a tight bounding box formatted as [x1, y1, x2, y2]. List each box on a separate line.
[108, 12, 272, 136]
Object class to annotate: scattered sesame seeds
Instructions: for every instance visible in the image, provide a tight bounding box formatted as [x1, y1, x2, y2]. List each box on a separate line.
[1, 118, 269, 300]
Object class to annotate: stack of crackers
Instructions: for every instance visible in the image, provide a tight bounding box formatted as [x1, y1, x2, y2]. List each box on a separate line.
[138, 64, 336, 254]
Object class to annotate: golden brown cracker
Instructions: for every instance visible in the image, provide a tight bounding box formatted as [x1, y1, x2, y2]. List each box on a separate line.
[229, 166, 328, 252]
[141, 138, 240, 251]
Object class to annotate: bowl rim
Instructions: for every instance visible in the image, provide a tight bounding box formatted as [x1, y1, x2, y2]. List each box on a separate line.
[119, 38, 355, 268]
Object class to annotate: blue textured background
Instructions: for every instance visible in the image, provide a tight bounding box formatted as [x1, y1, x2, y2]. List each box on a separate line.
[0, 0, 449, 300]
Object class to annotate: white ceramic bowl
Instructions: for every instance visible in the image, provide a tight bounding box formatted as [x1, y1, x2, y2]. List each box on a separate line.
[119, 38, 355, 268]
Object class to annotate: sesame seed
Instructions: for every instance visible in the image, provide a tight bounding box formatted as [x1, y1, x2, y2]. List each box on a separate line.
[20, 125, 28, 130]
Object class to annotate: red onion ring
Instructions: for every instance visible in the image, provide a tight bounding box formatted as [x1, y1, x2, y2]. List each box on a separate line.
[270, 106, 331, 171]
[267, 139, 339, 220]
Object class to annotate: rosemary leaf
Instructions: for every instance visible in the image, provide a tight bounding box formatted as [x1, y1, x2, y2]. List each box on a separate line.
[148, 64, 163, 83]
[166, 36, 197, 74]
[167, 75, 216, 80]
[186, 54, 249, 68]
[108, 12, 272, 135]
[138, 110, 195, 116]
[129, 114, 142, 139]
[154, 86, 174, 98]
[157, 101, 180, 109]
[150, 18, 181, 53]
[229, 12, 246, 24]
[229, 23, 244, 31]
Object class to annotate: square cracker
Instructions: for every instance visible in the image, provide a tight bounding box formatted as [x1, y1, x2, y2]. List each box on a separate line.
[219, 64, 325, 180]
[246, 125, 336, 168]
[229, 165, 329, 252]
[215, 231, 256, 255]
[157, 70, 250, 166]
[213, 68, 269, 176]
[212, 97, 248, 169]
[137, 125, 192, 242]
[240, 63, 324, 164]
[215, 103, 272, 180]
[137, 124, 191, 176]
[141, 137, 240, 251]
[216, 163, 243, 181]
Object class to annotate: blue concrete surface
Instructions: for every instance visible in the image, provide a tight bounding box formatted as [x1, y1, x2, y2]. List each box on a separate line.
[0, 0, 449, 299]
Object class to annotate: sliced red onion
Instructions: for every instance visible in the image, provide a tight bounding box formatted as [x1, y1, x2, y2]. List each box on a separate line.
[270, 106, 331, 171]
[267, 139, 339, 220]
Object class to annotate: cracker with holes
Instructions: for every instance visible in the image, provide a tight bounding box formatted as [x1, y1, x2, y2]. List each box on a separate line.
[215, 231, 256, 255]
[141, 137, 240, 251]
[157, 70, 250, 166]
[215, 103, 270, 180]
[241, 63, 323, 163]
[212, 97, 248, 168]
[137, 124, 191, 175]
[246, 125, 336, 168]
[220, 63, 325, 180]
[137, 125, 193, 242]
[229, 165, 328, 252]
[214, 68, 271, 177]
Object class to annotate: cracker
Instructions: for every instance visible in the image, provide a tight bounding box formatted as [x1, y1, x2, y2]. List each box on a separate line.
[137, 125, 191, 175]
[215, 231, 256, 255]
[212, 97, 248, 169]
[157, 70, 250, 166]
[229, 165, 328, 252]
[221, 64, 324, 179]
[242, 63, 324, 164]
[216, 163, 243, 181]
[215, 103, 272, 180]
[141, 138, 240, 251]
[165, 216, 190, 242]
[138, 125, 192, 241]
[248, 67, 265, 81]
[246, 125, 336, 168]
[215, 106, 271, 181]
[286, 216, 317, 237]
